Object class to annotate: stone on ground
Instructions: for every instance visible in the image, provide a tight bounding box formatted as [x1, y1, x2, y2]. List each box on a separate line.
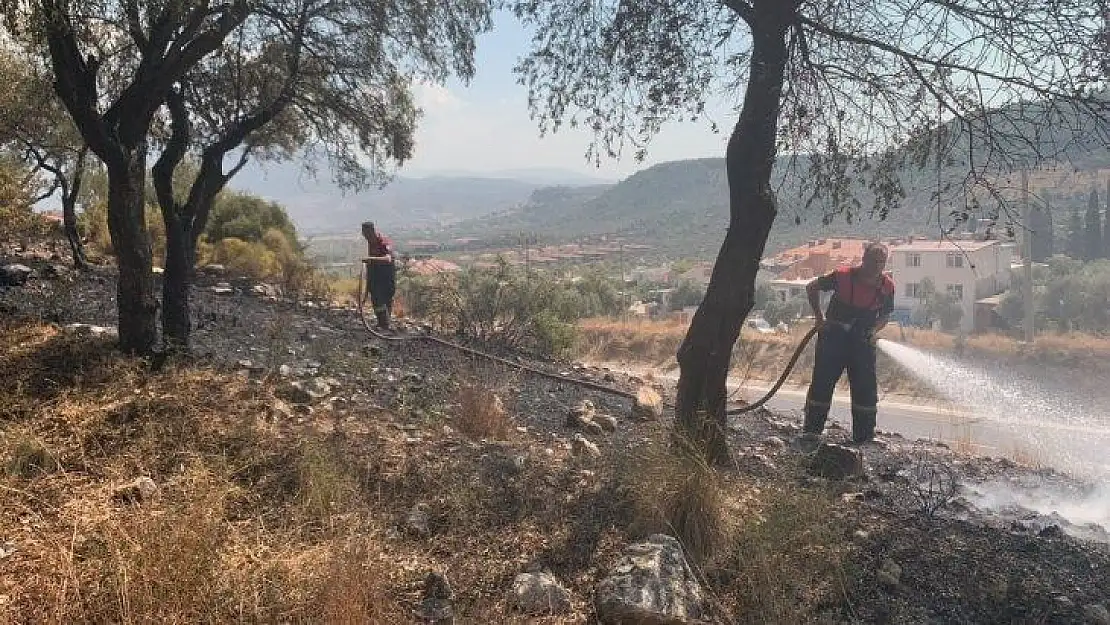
[571, 434, 601, 459]
[508, 571, 572, 615]
[0, 264, 33, 287]
[809, 443, 865, 479]
[631, 386, 663, 421]
[595, 534, 709, 625]
[420, 571, 454, 624]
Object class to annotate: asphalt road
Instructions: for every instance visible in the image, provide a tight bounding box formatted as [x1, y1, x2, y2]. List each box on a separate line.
[733, 382, 1110, 476]
[597, 361, 1110, 476]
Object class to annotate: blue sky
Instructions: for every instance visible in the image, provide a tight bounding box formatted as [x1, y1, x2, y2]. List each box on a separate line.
[403, 12, 733, 180]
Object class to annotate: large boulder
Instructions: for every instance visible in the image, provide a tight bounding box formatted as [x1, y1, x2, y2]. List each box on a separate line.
[508, 571, 572, 615]
[809, 443, 865, 480]
[595, 534, 710, 625]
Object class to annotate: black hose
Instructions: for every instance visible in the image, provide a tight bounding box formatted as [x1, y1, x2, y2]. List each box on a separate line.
[357, 263, 818, 414]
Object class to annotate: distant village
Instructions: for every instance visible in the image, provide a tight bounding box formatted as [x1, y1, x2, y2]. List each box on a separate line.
[308, 222, 1025, 335]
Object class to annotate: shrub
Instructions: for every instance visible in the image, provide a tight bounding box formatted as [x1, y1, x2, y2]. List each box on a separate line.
[454, 383, 512, 440]
[400, 260, 583, 356]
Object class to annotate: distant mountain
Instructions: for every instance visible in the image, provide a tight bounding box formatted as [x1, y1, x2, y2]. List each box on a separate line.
[428, 151, 1110, 260]
[228, 160, 606, 235]
[404, 167, 616, 186]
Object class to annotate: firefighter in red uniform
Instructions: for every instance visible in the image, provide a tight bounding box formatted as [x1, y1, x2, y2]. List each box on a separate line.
[800, 242, 895, 447]
[361, 221, 396, 330]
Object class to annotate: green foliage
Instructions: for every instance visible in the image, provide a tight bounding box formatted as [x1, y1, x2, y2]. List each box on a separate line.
[668, 280, 705, 311]
[205, 192, 299, 246]
[401, 261, 624, 356]
[1086, 188, 1103, 261]
[763, 296, 806, 326]
[911, 278, 964, 332]
[1000, 257, 1110, 334]
[0, 155, 48, 242]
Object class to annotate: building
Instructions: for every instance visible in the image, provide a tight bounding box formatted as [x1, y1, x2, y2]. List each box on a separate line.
[889, 238, 1015, 332]
[761, 238, 871, 280]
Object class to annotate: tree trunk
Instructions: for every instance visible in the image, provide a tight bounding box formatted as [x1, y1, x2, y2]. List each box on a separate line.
[162, 214, 192, 352]
[674, 13, 791, 465]
[62, 195, 88, 269]
[107, 149, 158, 355]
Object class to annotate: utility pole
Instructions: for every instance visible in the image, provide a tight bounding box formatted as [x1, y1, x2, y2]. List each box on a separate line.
[1022, 169, 1035, 344]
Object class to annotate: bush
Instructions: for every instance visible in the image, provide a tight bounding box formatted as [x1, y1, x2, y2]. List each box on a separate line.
[401, 261, 586, 357]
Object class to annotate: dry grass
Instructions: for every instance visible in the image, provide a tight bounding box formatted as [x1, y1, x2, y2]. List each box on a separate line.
[454, 382, 513, 440]
[715, 486, 852, 624]
[0, 318, 411, 623]
[615, 440, 736, 566]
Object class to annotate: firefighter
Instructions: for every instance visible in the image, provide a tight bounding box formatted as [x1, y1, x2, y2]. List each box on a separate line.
[361, 221, 396, 331]
[799, 242, 895, 448]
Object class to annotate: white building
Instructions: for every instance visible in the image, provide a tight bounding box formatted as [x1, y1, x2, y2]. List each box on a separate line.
[889, 238, 1015, 332]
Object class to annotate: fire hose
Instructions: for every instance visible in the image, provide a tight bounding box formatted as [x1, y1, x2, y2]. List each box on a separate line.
[357, 263, 819, 413]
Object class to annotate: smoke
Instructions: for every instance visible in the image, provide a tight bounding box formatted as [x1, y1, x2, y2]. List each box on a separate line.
[963, 479, 1110, 541]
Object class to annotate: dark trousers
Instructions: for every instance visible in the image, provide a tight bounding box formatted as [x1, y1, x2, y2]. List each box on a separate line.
[803, 324, 878, 442]
[366, 262, 396, 328]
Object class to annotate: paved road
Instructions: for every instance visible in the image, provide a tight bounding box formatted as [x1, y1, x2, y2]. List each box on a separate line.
[734, 382, 1110, 476]
[596, 361, 1110, 475]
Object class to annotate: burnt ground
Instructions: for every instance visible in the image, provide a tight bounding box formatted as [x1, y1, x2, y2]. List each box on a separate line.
[3, 251, 1110, 624]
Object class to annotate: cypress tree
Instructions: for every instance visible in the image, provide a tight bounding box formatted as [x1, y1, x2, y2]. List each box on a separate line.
[1086, 188, 1103, 261]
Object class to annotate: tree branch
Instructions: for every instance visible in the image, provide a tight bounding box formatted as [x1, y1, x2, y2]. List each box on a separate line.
[720, 0, 754, 22]
[152, 88, 190, 218]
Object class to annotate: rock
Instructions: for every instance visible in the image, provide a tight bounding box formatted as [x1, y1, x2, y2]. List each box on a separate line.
[236, 359, 254, 370]
[0, 542, 16, 559]
[211, 282, 234, 295]
[631, 386, 664, 421]
[1084, 604, 1110, 625]
[0, 264, 33, 287]
[270, 399, 296, 421]
[278, 364, 293, 378]
[112, 476, 158, 505]
[763, 436, 786, 450]
[596, 414, 619, 432]
[1055, 596, 1075, 610]
[571, 434, 601, 459]
[63, 323, 119, 339]
[277, 382, 314, 405]
[809, 443, 865, 480]
[595, 534, 709, 625]
[42, 264, 68, 279]
[852, 530, 870, 542]
[419, 572, 454, 624]
[251, 284, 280, 298]
[201, 263, 226, 275]
[567, 399, 596, 425]
[405, 503, 431, 537]
[508, 571, 572, 615]
[877, 559, 902, 591]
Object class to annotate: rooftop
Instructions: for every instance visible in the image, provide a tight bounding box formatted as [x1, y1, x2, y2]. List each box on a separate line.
[889, 239, 1000, 252]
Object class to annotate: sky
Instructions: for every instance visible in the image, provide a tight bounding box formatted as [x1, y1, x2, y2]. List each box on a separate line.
[402, 12, 734, 181]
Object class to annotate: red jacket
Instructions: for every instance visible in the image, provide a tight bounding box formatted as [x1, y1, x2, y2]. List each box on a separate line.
[815, 266, 895, 326]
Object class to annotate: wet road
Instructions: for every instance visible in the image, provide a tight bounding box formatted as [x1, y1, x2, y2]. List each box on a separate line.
[733, 382, 1110, 476]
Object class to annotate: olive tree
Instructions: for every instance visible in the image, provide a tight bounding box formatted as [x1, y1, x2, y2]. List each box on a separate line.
[512, 0, 1110, 462]
[0, 48, 89, 267]
[3, 1, 253, 354]
[152, 0, 490, 350]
